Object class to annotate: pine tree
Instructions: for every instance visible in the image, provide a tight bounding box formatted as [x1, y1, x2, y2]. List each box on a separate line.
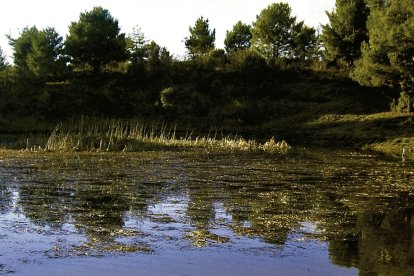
[8, 26, 64, 79]
[251, 3, 317, 64]
[65, 7, 127, 73]
[351, 0, 414, 112]
[251, 3, 297, 60]
[321, 0, 369, 67]
[184, 17, 215, 58]
[0, 47, 7, 70]
[224, 21, 252, 53]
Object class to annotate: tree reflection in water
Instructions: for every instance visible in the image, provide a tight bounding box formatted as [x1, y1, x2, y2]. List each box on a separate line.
[0, 149, 413, 274]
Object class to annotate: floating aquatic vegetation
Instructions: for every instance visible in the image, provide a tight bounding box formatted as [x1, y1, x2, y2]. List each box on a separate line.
[186, 229, 230, 247]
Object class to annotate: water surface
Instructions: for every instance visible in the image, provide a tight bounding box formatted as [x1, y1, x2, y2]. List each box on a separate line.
[0, 149, 413, 275]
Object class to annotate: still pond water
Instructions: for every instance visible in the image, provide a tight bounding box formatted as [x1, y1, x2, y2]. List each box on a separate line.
[0, 149, 413, 275]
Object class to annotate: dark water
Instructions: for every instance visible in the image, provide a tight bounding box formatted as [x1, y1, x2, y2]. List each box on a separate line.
[0, 149, 413, 275]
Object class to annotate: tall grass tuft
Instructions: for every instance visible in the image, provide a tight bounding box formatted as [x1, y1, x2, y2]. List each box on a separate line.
[42, 117, 291, 153]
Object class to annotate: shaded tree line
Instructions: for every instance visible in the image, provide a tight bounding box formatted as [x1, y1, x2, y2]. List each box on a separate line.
[0, 1, 412, 132]
[321, 0, 413, 112]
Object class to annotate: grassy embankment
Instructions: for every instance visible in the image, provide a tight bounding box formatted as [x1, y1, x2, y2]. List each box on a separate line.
[0, 72, 412, 158]
[254, 73, 414, 159]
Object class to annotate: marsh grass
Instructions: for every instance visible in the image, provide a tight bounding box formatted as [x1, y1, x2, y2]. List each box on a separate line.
[0, 134, 49, 151]
[39, 117, 290, 153]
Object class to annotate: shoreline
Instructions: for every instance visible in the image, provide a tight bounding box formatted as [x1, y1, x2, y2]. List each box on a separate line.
[1, 111, 413, 160]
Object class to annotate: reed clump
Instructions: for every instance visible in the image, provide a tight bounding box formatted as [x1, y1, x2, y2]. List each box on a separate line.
[41, 118, 290, 153]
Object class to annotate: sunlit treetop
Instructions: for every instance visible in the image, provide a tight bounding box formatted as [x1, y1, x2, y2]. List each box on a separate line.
[65, 6, 128, 73]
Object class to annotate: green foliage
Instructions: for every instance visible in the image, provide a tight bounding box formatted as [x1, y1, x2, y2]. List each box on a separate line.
[144, 41, 173, 76]
[391, 92, 413, 113]
[226, 49, 258, 70]
[251, 3, 292, 60]
[238, 51, 268, 76]
[8, 26, 65, 79]
[205, 49, 226, 69]
[251, 3, 317, 65]
[65, 7, 127, 73]
[27, 28, 66, 79]
[184, 17, 216, 58]
[160, 87, 175, 108]
[126, 28, 172, 81]
[224, 21, 252, 53]
[8, 26, 38, 72]
[0, 47, 8, 70]
[291, 24, 319, 63]
[0, 2, 402, 141]
[351, 0, 414, 112]
[127, 26, 147, 64]
[321, 0, 369, 67]
[127, 27, 173, 84]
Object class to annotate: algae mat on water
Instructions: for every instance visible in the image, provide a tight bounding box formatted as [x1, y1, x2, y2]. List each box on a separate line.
[0, 149, 413, 275]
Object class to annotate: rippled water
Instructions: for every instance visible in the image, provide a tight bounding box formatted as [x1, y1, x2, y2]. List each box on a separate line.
[0, 149, 413, 275]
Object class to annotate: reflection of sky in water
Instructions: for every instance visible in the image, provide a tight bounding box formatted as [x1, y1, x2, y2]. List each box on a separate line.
[0, 149, 413, 275]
